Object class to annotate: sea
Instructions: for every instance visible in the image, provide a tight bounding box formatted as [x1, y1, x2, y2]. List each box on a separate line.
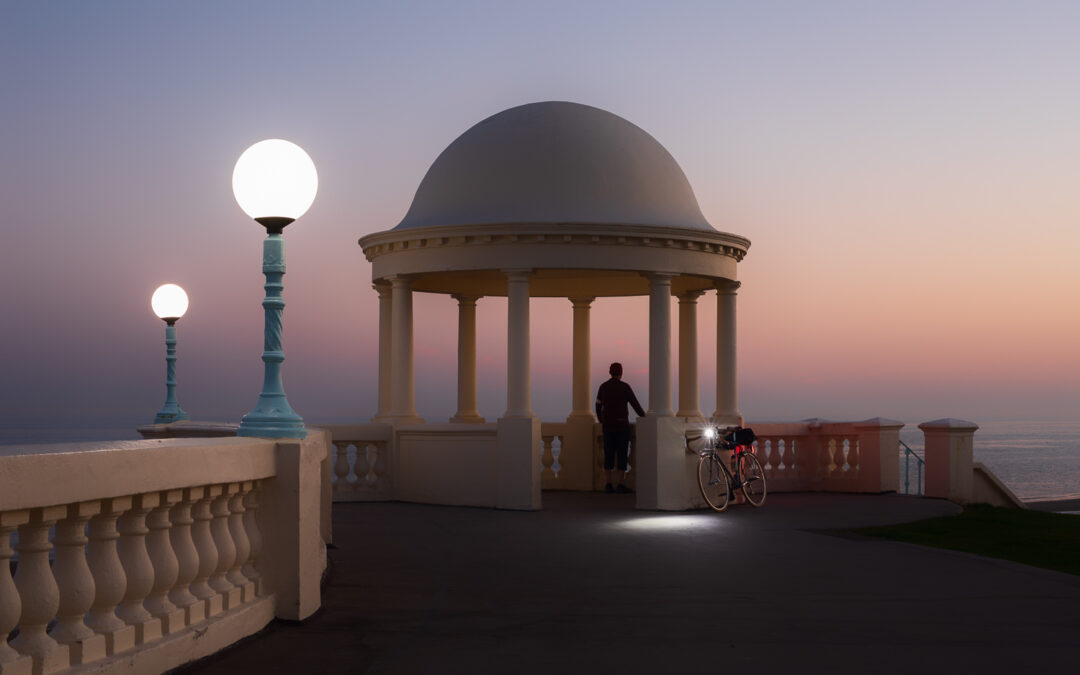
[2, 418, 1079, 503]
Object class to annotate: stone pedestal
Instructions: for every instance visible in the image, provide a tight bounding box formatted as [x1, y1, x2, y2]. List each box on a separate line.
[920, 418, 978, 503]
[560, 416, 598, 491]
[854, 418, 904, 493]
[634, 415, 695, 510]
[496, 416, 541, 510]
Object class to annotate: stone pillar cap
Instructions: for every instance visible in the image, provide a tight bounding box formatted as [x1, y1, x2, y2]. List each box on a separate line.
[918, 418, 979, 431]
[853, 417, 905, 429]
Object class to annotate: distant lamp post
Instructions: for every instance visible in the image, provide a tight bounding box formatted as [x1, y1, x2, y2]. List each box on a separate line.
[151, 283, 191, 424]
[232, 139, 318, 439]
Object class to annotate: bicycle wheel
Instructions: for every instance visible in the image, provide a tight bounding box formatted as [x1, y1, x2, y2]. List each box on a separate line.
[739, 451, 767, 507]
[697, 453, 731, 512]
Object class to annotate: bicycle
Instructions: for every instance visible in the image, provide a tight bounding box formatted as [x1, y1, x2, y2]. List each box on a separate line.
[696, 426, 766, 511]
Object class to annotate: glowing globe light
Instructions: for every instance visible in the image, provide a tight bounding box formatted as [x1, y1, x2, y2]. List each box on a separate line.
[232, 139, 318, 230]
[151, 283, 189, 321]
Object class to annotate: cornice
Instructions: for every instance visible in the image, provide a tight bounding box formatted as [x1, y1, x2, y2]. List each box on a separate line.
[358, 222, 750, 263]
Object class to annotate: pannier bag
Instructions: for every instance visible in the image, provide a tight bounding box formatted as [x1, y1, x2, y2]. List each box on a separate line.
[724, 427, 756, 447]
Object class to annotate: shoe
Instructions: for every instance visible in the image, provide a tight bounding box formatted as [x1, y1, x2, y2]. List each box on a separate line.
[605, 483, 614, 493]
[616, 484, 632, 494]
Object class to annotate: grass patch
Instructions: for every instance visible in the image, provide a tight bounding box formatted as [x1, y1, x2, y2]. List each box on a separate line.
[858, 504, 1080, 576]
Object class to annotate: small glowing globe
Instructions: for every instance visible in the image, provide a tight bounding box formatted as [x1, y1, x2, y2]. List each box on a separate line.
[232, 139, 318, 223]
[151, 283, 189, 320]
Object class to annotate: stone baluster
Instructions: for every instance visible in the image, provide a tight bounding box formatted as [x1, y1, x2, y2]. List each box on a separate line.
[541, 435, 556, 480]
[332, 442, 351, 492]
[241, 482, 263, 596]
[355, 444, 371, 487]
[190, 485, 223, 617]
[168, 487, 205, 625]
[372, 443, 388, 491]
[847, 437, 860, 474]
[116, 493, 163, 644]
[209, 484, 241, 610]
[86, 497, 135, 656]
[50, 501, 106, 666]
[146, 490, 185, 635]
[11, 506, 70, 674]
[0, 510, 32, 675]
[227, 482, 255, 603]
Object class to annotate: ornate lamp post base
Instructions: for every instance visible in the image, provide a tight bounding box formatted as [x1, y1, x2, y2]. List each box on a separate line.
[154, 408, 190, 425]
[237, 414, 306, 439]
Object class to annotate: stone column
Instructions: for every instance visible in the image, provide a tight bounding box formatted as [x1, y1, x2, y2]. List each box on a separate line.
[647, 273, 675, 416]
[569, 297, 595, 420]
[451, 294, 484, 423]
[373, 283, 392, 421]
[504, 270, 532, 418]
[676, 290, 704, 419]
[713, 280, 741, 425]
[389, 275, 419, 421]
[498, 269, 540, 510]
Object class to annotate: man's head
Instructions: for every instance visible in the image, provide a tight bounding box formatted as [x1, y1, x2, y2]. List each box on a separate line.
[609, 362, 623, 378]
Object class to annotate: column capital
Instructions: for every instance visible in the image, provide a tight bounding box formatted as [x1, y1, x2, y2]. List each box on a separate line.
[372, 281, 392, 297]
[644, 271, 676, 283]
[502, 268, 533, 279]
[715, 279, 742, 294]
[451, 293, 481, 306]
[677, 289, 706, 303]
[387, 274, 414, 289]
[568, 296, 595, 308]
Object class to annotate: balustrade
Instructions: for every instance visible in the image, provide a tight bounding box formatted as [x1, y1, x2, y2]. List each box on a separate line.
[0, 431, 329, 674]
[540, 424, 567, 490]
[326, 425, 393, 502]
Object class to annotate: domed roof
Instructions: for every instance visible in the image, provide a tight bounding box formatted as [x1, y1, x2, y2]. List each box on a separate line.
[394, 101, 714, 231]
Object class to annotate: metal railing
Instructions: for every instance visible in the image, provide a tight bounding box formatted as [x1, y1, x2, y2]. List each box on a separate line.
[900, 440, 924, 496]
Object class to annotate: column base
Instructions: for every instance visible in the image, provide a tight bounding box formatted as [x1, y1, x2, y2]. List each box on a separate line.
[496, 416, 541, 510]
[711, 411, 743, 427]
[634, 415, 698, 510]
[449, 413, 486, 424]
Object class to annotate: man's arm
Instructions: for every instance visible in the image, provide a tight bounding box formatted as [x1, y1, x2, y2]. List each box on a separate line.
[629, 387, 645, 418]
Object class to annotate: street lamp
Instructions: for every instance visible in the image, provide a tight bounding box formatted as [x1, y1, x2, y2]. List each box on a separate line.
[151, 283, 190, 424]
[232, 139, 317, 439]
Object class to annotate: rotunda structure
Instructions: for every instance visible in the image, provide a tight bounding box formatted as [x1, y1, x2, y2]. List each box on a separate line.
[358, 101, 750, 510]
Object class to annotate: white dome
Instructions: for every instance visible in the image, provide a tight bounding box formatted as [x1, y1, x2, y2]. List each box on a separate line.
[395, 101, 714, 231]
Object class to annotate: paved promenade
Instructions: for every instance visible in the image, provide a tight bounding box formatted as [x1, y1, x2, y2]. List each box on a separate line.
[184, 492, 1080, 674]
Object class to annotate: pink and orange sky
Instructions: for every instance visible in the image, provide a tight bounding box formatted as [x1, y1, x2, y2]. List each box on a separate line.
[2, 1, 1078, 440]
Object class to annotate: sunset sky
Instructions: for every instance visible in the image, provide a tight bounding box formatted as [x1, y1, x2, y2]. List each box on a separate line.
[2, 1, 1078, 440]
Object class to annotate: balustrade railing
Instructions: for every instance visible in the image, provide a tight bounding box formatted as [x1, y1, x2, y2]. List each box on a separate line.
[325, 424, 394, 502]
[540, 423, 567, 490]
[0, 432, 328, 675]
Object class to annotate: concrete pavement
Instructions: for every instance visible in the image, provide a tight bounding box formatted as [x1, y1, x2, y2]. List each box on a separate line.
[181, 492, 1080, 674]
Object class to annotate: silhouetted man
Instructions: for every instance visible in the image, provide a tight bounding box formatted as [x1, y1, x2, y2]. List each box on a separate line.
[595, 362, 645, 493]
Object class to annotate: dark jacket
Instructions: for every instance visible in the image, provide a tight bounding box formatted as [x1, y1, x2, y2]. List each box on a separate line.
[595, 378, 645, 432]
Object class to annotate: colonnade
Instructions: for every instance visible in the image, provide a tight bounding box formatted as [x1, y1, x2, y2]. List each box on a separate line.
[373, 273, 741, 426]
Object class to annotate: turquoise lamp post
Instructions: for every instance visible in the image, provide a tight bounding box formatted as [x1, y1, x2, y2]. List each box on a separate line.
[232, 139, 318, 439]
[151, 283, 191, 424]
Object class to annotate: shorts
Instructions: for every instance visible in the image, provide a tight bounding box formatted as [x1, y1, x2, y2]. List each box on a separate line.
[603, 429, 631, 471]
